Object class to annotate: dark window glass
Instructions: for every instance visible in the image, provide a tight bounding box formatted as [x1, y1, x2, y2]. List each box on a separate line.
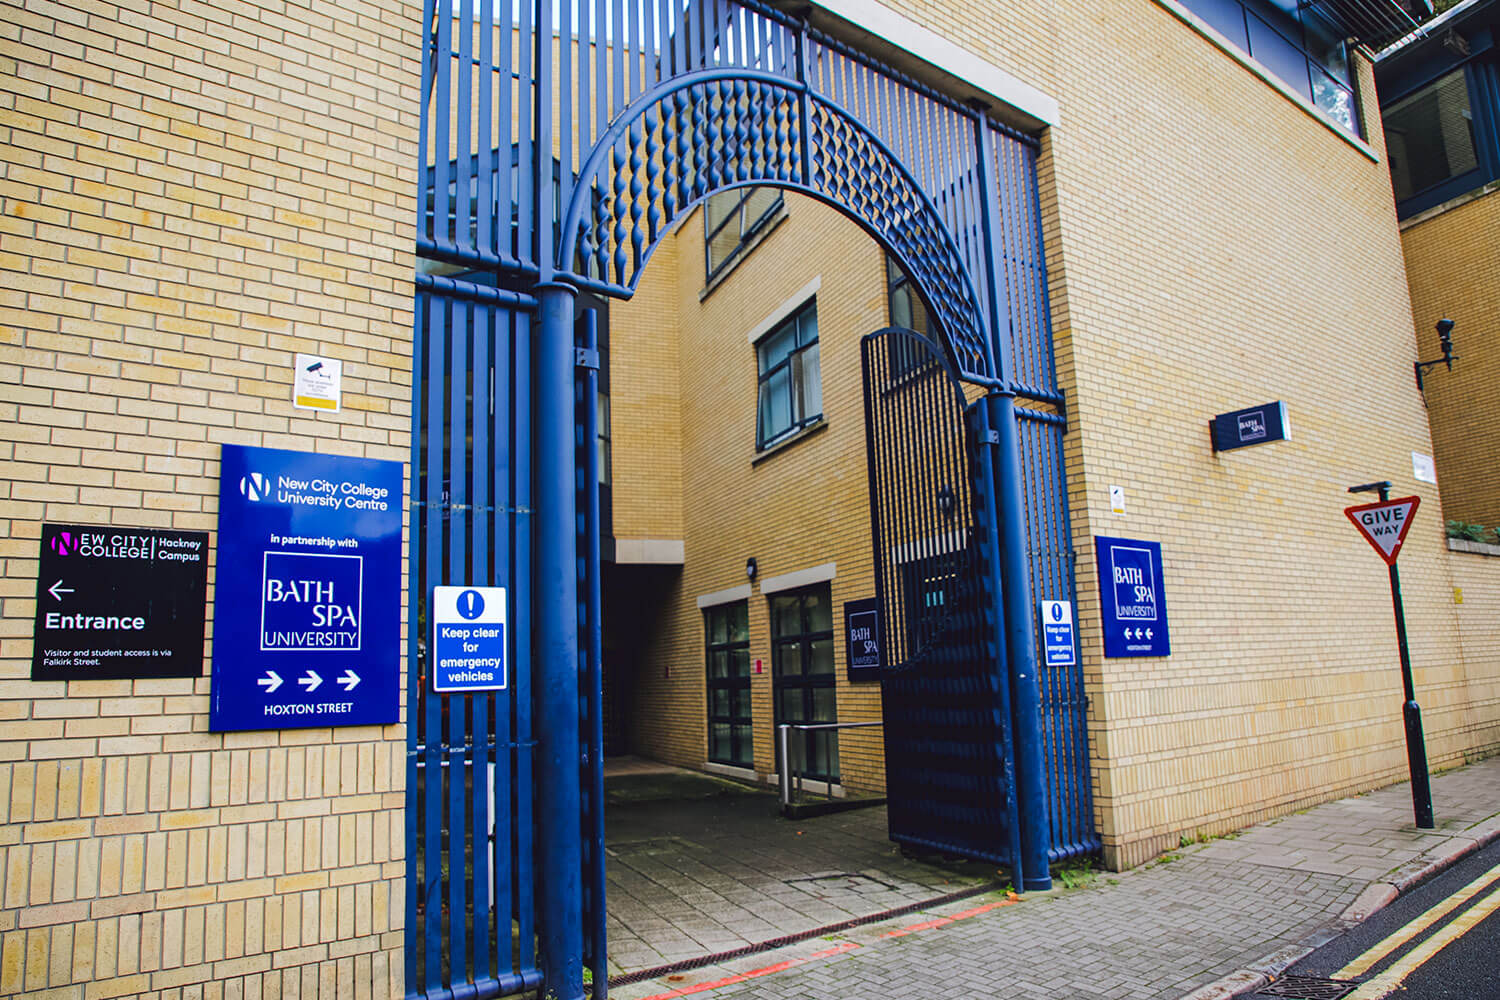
[704, 186, 783, 280]
[1177, 0, 1360, 136]
[1247, 14, 1312, 101]
[1191, 0, 1249, 49]
[771, 585, 838, 782]
[885, 255, 939, 379]
[705, 601, 752, 768]
[756, 301, 821, 449]
[1385, 70, 1480, 202]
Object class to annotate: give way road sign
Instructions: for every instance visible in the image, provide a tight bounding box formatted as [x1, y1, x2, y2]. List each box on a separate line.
[1345, 495, 1421, 565]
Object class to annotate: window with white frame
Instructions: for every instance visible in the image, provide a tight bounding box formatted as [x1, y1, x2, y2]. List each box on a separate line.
[756, 300, 821, 450]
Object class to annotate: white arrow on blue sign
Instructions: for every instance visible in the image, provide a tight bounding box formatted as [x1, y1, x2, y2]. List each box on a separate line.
[432, 586, 507, 694]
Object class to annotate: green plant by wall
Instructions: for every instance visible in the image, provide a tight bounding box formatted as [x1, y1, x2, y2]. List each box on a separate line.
[1447, 520, 1499, 545]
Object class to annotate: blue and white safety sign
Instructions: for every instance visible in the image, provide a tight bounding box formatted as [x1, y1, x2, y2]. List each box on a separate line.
[210, 444, 403, 731]
[1039, 600, 1077, 667]
[431, 586, 507, 693]
[1095, 536, 1171, 658]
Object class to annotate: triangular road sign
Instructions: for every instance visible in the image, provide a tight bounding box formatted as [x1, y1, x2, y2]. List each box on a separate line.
[1345, 495, 1421, 565]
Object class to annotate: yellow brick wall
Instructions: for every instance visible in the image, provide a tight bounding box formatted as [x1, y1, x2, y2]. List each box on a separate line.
[1040, 5, 1480, 867]
[609, 225, 684, 544]
[0, 0, 418, 995]
[1399, 186, 1500, 531]
[1449, 550, 1500, 754]
[615, 195, 891, 794]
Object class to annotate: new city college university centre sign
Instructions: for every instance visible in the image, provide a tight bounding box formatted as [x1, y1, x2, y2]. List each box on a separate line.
[211, 444, 402, 731]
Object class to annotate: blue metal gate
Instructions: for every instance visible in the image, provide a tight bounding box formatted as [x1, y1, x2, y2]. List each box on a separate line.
[861, 328, 1020, 868]
[407, 283, 542, 1000]
[411, 1, 1096, 996]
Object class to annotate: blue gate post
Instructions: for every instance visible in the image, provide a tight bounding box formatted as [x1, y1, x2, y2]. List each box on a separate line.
[536, 281, 585, 1000]
[973, 112, 1053, 892]
[989, 393, 1052, 891]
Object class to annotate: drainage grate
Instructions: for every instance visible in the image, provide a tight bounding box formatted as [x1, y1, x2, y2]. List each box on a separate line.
[1255, 975, 1358, 999]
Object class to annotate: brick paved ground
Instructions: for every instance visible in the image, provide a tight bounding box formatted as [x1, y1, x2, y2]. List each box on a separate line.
[606, 756, 1500, 999]
[604, 761, 995, 975]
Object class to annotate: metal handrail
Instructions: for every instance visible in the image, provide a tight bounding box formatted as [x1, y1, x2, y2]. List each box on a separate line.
[777, 721, 882, 808]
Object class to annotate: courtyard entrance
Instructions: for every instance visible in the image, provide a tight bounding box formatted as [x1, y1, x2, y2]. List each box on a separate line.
[405, 2, 1095, 998]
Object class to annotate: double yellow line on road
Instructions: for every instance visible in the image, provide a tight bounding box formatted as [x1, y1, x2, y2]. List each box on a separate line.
[1329, 861, 1500, 999]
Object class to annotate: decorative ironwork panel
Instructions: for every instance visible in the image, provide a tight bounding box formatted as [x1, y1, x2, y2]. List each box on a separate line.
[805, 96, 989, 377]
[565, 73, 806, 291]
[559, 73, 993, 379]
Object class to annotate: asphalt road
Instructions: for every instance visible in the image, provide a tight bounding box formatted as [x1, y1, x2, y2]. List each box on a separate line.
[1266, 836, 1500, 999]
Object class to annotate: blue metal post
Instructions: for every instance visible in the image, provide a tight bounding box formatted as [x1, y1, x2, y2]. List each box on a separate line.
[989, 393, 1052, 891]
[536, 281, 584, 1000]
[973, 111, 1052, 891]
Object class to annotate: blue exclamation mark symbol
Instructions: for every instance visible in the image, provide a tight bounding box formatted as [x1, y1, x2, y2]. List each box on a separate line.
[457, 589, 485, 620]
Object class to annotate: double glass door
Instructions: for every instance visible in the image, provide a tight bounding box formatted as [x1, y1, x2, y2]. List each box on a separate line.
[771, 585, 838, 783]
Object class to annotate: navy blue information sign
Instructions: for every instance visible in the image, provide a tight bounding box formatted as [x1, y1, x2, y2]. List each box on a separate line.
[211, 444, 403, 731]
[1095, 536, 1171, 658]
[844, 597, 883, 682]
[1210, 401, 1289, 453]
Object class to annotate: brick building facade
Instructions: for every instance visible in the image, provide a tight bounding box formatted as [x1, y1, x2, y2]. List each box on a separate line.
[2, 0, 1497, 997]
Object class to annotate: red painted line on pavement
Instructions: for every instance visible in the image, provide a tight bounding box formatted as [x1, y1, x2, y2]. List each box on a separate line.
[880, 898, 1017, 939]
[635, 941, 861, 1000]
[634, 901, 1015, 998]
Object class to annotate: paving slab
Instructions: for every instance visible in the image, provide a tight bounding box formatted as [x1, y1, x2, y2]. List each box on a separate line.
[604, 755, 1500, 1000]
[602, 759, 995, 979]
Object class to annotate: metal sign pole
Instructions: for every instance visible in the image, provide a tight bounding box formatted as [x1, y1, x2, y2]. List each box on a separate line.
[1346, 481, 1433, 830]
[1388, 556, 1435, 829]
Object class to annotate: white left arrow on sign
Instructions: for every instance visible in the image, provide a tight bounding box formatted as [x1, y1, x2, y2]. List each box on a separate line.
[48, 580, 74, 601]
[299, 670, 323, 693]
[258, 670, 283, 694]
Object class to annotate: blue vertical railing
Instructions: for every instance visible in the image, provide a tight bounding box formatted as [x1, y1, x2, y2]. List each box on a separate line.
[989, 127, 1099, 862]
[407, 285, 543, 1000]
[575, 307, 607, 998]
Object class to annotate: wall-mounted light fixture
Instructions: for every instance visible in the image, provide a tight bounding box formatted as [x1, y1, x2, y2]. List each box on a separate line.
[1414, 319, 1457, 393]
[745, 557, 758, 581]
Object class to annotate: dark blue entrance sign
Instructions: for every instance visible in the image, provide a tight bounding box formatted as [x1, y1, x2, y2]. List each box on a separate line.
[211, 444, 402, 731]
[1211, 401, 1289, 453]
[1095, 537, 1171, 658]
[432, 586, 507, 693]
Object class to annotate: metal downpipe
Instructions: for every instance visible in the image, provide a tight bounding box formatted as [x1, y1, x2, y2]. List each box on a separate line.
[535, 281, 584, 1000]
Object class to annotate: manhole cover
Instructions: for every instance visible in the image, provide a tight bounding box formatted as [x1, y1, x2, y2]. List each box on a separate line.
[1255, 976, 1357, 999]
[786, 872, 901, 895]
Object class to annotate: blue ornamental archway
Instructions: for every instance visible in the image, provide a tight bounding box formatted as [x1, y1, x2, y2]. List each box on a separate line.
[408, 3, 1094, 999]
[557, 68, 994, 380]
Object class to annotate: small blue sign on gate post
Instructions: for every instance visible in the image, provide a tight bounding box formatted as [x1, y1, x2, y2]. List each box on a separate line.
[1095, 536, 1171, 658]
[431, 585, 507, 693]
[1040, 600, 1077, 667]
[211, 444, 403, 731]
